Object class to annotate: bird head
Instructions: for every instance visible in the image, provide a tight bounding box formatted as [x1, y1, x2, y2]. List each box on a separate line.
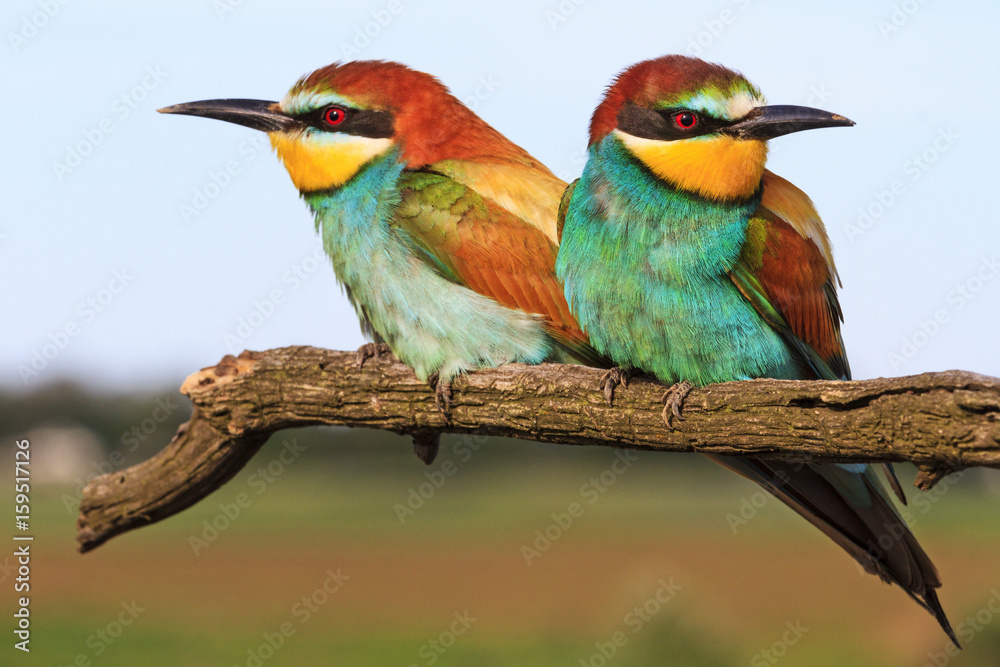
[159, 60, 536, 193]
[589, 55, 854, 202]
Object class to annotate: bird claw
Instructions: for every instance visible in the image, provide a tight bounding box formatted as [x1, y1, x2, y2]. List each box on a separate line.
[428, 373, 454, 413]
[599, 367, 633, 406]
[356, 342, 392, 369]
[660, 380, 692, 430]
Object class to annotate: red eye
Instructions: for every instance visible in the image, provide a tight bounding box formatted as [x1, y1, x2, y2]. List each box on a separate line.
[323, 107, 346, 126]
[674, 112, 697, 129]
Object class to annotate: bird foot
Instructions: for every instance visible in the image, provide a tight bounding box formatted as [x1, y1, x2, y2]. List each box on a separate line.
[356, 342, 392, 369]
[660, 381, 692, 430]
[599, 366, 634, 406]
[427, 373, 454, 413]
[412, 430, 440, 465]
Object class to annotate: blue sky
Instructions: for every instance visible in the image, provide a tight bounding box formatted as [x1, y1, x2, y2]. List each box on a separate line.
[3, 0, 998, 390]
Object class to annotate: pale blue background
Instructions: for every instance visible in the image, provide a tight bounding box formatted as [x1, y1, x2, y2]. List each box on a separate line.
[3, 0, 998, 390]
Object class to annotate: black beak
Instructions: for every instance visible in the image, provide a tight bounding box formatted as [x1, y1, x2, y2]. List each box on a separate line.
[157, 98, 297, 132]
[722, 105, 855, 140]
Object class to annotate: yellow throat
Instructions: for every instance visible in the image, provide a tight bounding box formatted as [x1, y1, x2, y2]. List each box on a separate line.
[615, 129, 767, 201]
[269, 132, 394, 192]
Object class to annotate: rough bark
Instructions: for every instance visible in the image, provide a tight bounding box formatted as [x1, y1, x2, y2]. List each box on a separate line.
[76, 346, 1000, 553]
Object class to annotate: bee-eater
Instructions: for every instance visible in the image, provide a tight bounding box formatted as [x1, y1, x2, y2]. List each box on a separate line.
[159, 61, 601, 453]
[556, 55, 957, 643]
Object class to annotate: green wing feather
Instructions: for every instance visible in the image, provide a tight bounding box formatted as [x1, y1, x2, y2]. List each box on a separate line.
[556, 179, 578, 243]
[731, 211, 850, 381]
[391, 169, 602, 366]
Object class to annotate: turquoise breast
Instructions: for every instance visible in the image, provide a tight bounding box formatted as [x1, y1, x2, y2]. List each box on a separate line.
[304, 150, 552, 383]
[557, 136, 797, 386]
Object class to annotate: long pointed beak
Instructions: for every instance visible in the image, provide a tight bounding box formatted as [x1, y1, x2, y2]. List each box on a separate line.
[723, 104, 855, 140]
[157, 98, 297, 132]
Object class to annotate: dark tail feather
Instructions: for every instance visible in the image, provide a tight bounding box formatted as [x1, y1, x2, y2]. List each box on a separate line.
[923, 589, 960, 648]
[705, 454, 958, 647]
[882, 463, 908, 505]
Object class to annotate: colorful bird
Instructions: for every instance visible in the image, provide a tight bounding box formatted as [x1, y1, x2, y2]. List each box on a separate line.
[556, 55, 957, 643]
[159, 61, 602, 461]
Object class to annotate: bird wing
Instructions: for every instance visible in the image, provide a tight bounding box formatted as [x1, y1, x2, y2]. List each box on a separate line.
[731, 170, 850, 381]
[391, 167, 601, 366]
[733, 172, 909, 497]
[431, 159, 569, 245]
[556, 178, 578, 243]
[722, 171, 955, 643]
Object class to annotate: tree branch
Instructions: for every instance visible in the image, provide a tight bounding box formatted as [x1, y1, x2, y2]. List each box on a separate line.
[76, 346, 1000, 553]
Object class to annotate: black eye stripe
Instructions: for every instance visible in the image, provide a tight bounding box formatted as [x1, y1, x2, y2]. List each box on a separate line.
[657, 108, 725, 132]
[300, 105, 394, 139]
[616, 103, 729, 141]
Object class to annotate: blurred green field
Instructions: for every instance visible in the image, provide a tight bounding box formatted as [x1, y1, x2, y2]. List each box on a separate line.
[11, 425, 1000, 666]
